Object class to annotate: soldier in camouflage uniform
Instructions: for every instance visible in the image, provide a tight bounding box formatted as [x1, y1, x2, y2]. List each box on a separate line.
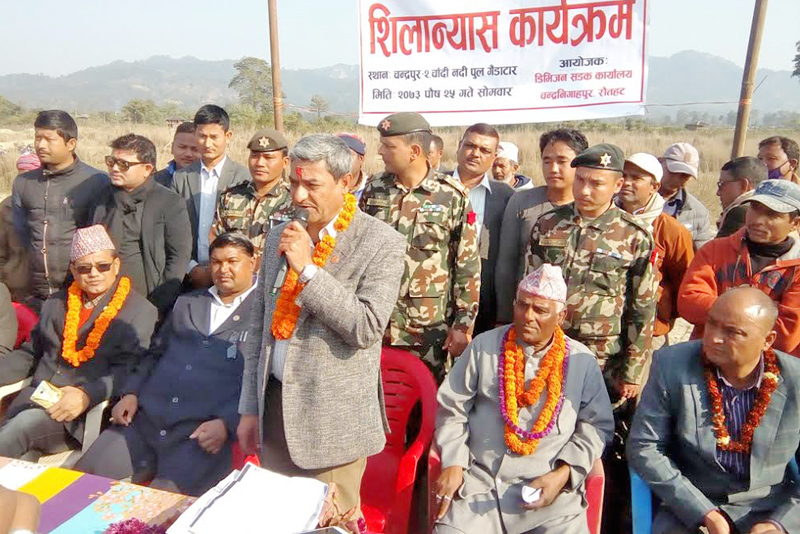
[359, 112, 481, 381]
[528, 144, 658, 399]
[210, 129, 294, 262]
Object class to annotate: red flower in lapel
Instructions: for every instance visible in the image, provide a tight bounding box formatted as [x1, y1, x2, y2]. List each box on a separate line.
[467, 211, 477, 225]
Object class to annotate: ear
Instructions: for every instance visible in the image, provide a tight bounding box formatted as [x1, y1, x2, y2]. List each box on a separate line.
[410, 143, 423, 161]
[66, 138, 77, 152]
[556, 307, 567, 325]
[225, 130, 233, 141]
[764, 329, 778, 351]
[282, 156, 290, 169]
[613, 174, 625, 193]
[339, 172, 354, 192]
[790, 158, 799, 171]
[144, 163, 154, 177]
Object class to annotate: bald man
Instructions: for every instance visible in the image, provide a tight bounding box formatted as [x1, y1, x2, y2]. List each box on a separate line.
[629, 287, 800, 534]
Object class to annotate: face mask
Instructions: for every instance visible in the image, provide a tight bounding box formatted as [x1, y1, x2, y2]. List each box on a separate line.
[768, 161, 788, 180]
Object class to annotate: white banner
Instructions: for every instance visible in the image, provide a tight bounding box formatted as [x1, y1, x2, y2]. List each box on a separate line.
[358, 0, 649, 127]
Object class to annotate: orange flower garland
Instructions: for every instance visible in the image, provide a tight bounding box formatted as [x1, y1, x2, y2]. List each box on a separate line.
[703, 348, 780, 453]
[271, 194, 357, 340]
[62, 277, 131, 367]
[499, 326, 569, 456]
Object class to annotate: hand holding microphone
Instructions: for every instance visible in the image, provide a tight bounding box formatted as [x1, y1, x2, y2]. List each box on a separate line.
[274, 209, 311, 293]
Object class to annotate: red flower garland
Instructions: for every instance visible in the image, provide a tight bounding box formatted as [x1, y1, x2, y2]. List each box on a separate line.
[703, 348, 780, 453]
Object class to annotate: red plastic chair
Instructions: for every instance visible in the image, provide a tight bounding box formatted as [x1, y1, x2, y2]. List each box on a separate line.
[231, 441, 260, 469]
[12, 302, 38, 348]
[360, 347, 438, 534]
[428, 449, 605, 534]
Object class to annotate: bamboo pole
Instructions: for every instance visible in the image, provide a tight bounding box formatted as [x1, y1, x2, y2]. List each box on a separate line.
[731, 0, 768, 158]
[268, 0, 284, 131]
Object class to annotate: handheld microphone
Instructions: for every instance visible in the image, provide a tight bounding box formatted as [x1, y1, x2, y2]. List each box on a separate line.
[271, 208, 310, 295]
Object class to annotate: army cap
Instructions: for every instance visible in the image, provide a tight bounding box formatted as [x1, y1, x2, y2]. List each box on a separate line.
[745, 179, 800, 213]
[377, 112, 431, 137]
[247, 128, 288, 152]
[571, 143, 625, 173]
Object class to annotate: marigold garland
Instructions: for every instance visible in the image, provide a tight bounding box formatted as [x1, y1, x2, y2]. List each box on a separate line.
[703, 347, 780, 453]
[62, 277, 131, 368]
[498, 326, 569, 456]
[271, 194, 357, 340]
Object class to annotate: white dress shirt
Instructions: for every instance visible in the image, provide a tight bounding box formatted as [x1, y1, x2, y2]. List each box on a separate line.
[270, 214, 339, 382]
[190, 155, 227, 270]
[207, 281, 257, 334]
[453, 167, 492, 242]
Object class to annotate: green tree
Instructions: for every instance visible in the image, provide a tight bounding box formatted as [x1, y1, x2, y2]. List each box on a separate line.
[793, 40, 800, 81]
[229, 57, 274, 116]
[0, 95, 22, 120]
[309, 94, 329, 121]
[122, 99, 160, 124]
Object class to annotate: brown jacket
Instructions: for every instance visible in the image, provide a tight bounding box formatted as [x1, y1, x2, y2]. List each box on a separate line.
[652, 213, 694, 336]
[0, 196, 29, 301]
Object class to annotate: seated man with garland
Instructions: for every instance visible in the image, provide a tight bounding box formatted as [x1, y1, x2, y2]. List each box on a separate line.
[432, 264, 614, 534]
[0, 225, 157, 459]
[629, 287, 800, 534]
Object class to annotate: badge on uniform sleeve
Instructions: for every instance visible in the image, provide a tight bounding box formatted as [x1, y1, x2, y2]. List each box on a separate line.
[366, 198, 390, 207]
[467, 211, 477, 225]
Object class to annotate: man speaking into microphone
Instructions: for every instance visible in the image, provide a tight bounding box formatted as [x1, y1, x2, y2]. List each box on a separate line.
[237, 134, 406, 515]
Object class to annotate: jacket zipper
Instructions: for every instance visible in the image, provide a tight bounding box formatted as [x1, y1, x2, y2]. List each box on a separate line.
[42, 179, 52, 293]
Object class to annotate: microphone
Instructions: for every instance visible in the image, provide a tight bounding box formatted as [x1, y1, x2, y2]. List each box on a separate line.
[271, 208, 310, 296]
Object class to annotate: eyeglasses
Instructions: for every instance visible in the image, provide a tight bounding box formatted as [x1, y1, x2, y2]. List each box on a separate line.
[74, 262, 114, 275]
[717, 180, 739, 188]
[105, 156, 146, 172]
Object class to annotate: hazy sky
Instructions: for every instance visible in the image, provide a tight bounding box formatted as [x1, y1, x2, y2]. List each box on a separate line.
[1, 0, 797, 76]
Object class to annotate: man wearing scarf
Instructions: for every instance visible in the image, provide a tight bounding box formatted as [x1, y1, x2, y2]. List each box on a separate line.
[92, 134, 191, 318]
[433, 265, 613, 534]
[0, 225, 157, 459]
[617, 153, 694, 350]
[679, 179, 800, 357]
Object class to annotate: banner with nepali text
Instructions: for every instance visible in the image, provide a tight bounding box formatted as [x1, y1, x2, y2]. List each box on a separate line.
[358, 0, 649, 126]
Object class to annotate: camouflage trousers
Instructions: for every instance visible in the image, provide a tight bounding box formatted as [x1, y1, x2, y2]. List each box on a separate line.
[386, 327, 450, 384]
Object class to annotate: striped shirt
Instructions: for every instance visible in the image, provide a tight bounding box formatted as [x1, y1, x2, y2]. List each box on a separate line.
[715, 358, 764, 479]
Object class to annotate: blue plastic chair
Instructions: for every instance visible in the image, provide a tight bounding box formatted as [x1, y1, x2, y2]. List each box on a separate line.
[630, 458, 800, 534]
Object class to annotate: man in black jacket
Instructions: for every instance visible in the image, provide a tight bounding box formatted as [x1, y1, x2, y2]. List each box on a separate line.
[153, 122, 199, 188]
[92, 134, 192, 317]
[0, 225, 157, 459]
[76, 233, 256, 496]
[12, 110, 110, 311]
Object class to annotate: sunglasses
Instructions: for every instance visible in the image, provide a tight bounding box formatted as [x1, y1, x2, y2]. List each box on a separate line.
[74, 262, 114, 275]
[105, 156, 147, 172]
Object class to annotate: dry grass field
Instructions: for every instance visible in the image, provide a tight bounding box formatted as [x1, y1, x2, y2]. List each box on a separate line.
[2, 123, 799, 222]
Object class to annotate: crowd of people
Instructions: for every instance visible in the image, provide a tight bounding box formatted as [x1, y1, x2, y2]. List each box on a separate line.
[0, 104, 799, 534]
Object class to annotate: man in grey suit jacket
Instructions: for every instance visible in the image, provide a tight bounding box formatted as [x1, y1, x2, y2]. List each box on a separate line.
[629, 287, 800, 534]
[237, 134, 406, 515]
[170, 105, 250, 289]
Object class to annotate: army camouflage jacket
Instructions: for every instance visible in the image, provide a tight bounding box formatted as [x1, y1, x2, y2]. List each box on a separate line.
[359, 167, 481, 347]
[528, 203, 658, 385]
[210, 179, 294, 258]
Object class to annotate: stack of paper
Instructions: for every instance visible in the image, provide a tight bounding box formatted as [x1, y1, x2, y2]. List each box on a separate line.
[168, 463, 329, 534]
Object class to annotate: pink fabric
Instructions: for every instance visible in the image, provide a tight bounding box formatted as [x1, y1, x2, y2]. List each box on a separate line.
[70, 224, 115, 262]
[16, 152, 41, 171]
[518, 264, 567, 303]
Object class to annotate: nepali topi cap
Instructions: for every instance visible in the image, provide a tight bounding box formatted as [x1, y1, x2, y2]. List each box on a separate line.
[745, 179, 800, 214]
[518, 264, 567, 303]
[377, 112, 431, 137]
[71, 225, 116, 262]
[247, 128, 288, 152]
[571, 143, 625, 173]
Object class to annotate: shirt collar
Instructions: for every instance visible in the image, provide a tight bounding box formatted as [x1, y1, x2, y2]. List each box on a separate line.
[717, 356, 765, 390]
[166, 160, 177, 176]
[208, 280, 257, 308]
[665, 187, 686, 206]
[201, 155, 228, 179]
[453, 167, 492, 194]
[319, 210, 340, 241]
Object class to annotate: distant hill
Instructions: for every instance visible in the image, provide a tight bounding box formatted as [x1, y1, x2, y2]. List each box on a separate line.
[0, 51, 798, 120]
